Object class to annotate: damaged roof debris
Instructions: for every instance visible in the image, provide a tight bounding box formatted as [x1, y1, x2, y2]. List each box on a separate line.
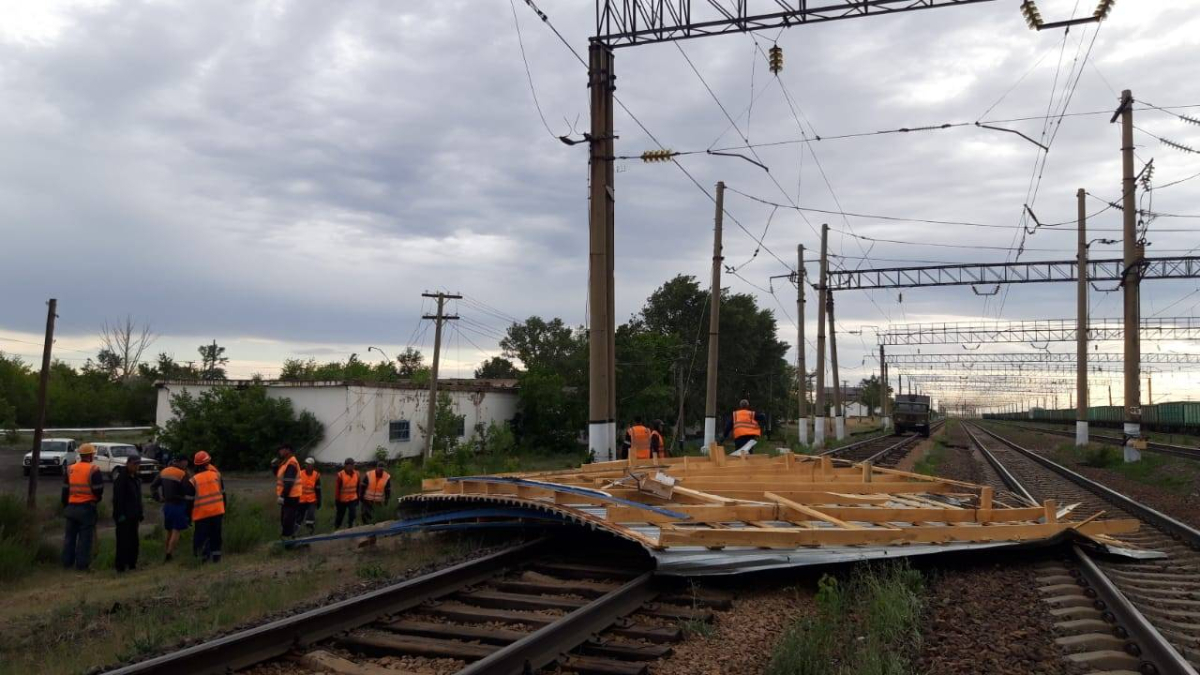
[399, 445, 1156, 575]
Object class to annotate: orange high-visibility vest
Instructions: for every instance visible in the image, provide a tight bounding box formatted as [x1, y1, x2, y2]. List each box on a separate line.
[335, 470, 360, 503]
[299, 469, 320, 504]
[276, 456, 303, 498]
[191, 469, 225, 520]
[733, 409, 762, 438]
[628, 425, 652, 459]
[650, 431, 666, 458]
[67, 461, 99, 504]
[363, 471, 390, 503]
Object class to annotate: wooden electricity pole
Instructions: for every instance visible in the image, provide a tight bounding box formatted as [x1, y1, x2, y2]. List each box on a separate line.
[797, 245, 808, 446]
[1115, 89, 1143, 459]
[814, 224, 829, 447]
[27, 298, 57, 508]
[421, 292, 460, 459]
[703, 182, 725, 451]
[880, 344, 890, 430]
[828, 293, 844, 440]
[1076, 188, 1089, 446]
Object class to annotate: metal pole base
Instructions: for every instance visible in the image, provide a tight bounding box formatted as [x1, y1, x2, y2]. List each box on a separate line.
[1075, 421, 1088, 447]
[798, 418, 809, 446]
[834, 416, 846, 440]
[590, 423, 613, 463]
[814, 417, 826, 448]
[1123, 423, 1142, 463]
[702, 417, 716, 455]
[882, 416, 891, 431]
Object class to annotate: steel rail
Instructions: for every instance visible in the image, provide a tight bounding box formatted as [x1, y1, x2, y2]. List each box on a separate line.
[863, 420, 946, 464]
[101, 540, 547, 675]
[963, 422, 1200, 675]
[817, 430, 897, 457]
[457, 571, 658, 675]
[997, 421, 1200, 462]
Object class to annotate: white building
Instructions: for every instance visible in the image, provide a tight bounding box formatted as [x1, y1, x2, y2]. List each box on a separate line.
[155, 379, 520, 463]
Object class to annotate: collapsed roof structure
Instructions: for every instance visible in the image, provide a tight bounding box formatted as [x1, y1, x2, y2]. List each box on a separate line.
[401, 445, 1151, 575]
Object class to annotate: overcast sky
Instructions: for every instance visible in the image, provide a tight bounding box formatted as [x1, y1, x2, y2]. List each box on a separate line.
[1, 0, 1198, 409]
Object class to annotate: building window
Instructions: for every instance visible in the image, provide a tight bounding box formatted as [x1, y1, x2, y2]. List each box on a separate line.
[389, 420, 411, 442]
[456, 417, 466, 438]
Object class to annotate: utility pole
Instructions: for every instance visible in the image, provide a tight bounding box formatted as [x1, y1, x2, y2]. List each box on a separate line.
[1076, 187, 1089, 446]
[27, 298, 57, 508]
[587, 43, 616, 462]
[703, 182, 725, 451]
[814, 224, 829, 448]
[1114, 89, 1143, 462]
[828, 292, 844, 440]
[797, 245, 808, 446]
[1147, 375, 1152, 405]
[880, 344, 890, 430]
[421, 292, 461, 459]
[1108, 383, 1113, 406]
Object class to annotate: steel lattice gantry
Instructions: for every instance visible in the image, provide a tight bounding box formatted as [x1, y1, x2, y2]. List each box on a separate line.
[826, 256, 1200, 291]
[595, 0, 996, 46]
[882, 352, 1200, 365]
[879, 317, 1200, 345]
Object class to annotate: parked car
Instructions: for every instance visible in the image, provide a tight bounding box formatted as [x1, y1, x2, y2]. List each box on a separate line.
[22, 438, 79, 476]
[90, 442, 160, 481]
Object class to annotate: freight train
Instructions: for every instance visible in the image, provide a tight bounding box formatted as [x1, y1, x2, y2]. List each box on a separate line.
[983, 401, 1200, 433]
[894, 394, 932, 437]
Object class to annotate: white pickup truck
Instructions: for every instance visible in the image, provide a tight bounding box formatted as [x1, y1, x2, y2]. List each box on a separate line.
[23, 438, 79, 476]
[90, 443, 160, 481]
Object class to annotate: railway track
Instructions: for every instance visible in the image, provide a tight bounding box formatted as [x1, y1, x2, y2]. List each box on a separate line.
[102, 538, 727, 675]
[963, 422, 1200, 675]
[993, 420, 1200, 462]
[820, 419, 945, 467]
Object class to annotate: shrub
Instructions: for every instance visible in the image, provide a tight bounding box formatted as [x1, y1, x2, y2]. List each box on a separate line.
[0, 493, 42, 580]
[222, 494, 278, 554]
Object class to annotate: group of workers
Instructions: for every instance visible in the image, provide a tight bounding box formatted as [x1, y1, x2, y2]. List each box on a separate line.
[60, 442, 396, 573]
[621, 399, 766, 459]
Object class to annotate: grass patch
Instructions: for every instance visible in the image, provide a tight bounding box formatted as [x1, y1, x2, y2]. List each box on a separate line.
[1052, 442, 1195, 493]
[912, 434, 949, 477]
[766, 563, 924, 675]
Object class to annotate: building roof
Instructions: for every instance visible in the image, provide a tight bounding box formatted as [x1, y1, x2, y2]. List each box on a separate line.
[155, 378, 519, 393]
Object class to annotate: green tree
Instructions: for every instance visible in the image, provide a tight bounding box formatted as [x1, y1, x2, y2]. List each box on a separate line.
[474, 356, 520, 379]
[856, 375, 891, 417]
[198, 341, 229, 380]
[0, 396, 17, 442]
[396, 348, 425, 377]
[159, 384, 323, 469]
[428, 392, 465, 455]
[500, 317, 587, 452]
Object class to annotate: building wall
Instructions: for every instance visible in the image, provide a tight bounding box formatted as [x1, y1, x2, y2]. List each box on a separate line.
[155, 383, 519, 463]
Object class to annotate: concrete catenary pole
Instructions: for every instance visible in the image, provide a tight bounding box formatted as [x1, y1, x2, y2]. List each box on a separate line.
[422, 292, 461, 459]
[814, 224, 829, 447]
[27, 298, 57, 508]
[797, 245, 808, 446]
[880, 344, 890, 430]
[703, 182, 725, 451]
[828, 293, 845, 440]
[1117, 89, 1142, 461]
[587, 44, 615, 462]
[1076, 188, 1089, 446]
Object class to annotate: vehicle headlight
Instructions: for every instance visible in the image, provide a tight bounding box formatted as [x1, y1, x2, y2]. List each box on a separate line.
[54, 457, 63, 464]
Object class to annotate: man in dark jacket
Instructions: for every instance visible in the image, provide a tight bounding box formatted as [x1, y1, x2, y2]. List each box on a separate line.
[112, 454, 145, 572]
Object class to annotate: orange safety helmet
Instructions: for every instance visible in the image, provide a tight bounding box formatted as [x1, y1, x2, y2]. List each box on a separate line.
[193, 450, 212, 466]
[77, 443, 96, 455]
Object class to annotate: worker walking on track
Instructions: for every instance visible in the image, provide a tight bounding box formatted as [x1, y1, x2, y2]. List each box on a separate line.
[297, 457, 322, 535]
[650, 420, 668, 459]
[112, 453, 145, 573]
[624, 416, 661, 461]
[275, 444, 303, 538]
[359, 461, 391, 525]
[724, 399, 766, 455]
[151, 456, 192, 561]
[61, 443, 103, 571]
[190, 451, 225, 563]
[334, 458, 360, 529]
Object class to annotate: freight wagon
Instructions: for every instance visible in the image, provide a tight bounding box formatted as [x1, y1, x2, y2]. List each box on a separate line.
[983, 401, 1200, 433]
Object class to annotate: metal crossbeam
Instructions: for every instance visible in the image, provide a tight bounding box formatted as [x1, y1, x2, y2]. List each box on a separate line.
[828, 256, 1200, 291]
[594, 0, 995, 47]
[884, 352, 1200, 365]
[880, 317, 1200, 345]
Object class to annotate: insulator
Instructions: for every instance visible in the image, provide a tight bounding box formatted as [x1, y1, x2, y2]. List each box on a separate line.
[1020, 0, 1043, 29]
[768, 45, 783, 75]
[1094, 0, 1116, 20]
[640, 149, 676, 163]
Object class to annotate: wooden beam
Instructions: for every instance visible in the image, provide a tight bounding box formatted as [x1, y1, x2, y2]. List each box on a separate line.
[677, 481, 955, 495]
[764, 492, 864, 529]
[814, 505, 1047, 524]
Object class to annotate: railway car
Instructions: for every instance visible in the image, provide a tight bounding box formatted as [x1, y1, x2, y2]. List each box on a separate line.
[984, 401, 1200, 434]
[894, 394, 932, 437]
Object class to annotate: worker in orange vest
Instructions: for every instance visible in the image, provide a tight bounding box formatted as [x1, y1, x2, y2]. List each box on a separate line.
[61, 443, 104, 571]
[359, 461, 392, 525]
[275, 444, 303, 538]
[151, 456, 192, 562]
[724, 399, 765, 455]
[624, 416, 660, 460]
[334, 458, 360, 529]
[296, 457, 322, 536]
[650, 420, 668, 459]
[190, 451, 225, 563]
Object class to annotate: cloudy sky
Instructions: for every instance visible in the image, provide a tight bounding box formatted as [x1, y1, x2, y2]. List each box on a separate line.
[1, 0, 1198, 409]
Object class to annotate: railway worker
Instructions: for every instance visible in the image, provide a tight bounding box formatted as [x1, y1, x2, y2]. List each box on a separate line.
[111, 453, 145, 573]
[61, 443, 104, 571]
[650, 420, 667, 459]
[624, 416, 660, 461]
[297, 457, 322, 536]
[334, 458, 360, 529]
[724, 399, 765, 455]
[275, 444, 303, 538]
[189, 451, 225, 563]
[151, 456, 192, 562]
[359, 461, 392, 525]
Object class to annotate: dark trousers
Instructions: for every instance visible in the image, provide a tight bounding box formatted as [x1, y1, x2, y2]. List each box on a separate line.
[280, 497, 300, 537]
[61, 503, 97, 571]
[114, 520, 140, 572]
[193, 515, 223, 562]
[734, 435, 759, 453]
[361, 500, 383, 524]
[335, 500, 358, 529]
[296, 502, 317, 535]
